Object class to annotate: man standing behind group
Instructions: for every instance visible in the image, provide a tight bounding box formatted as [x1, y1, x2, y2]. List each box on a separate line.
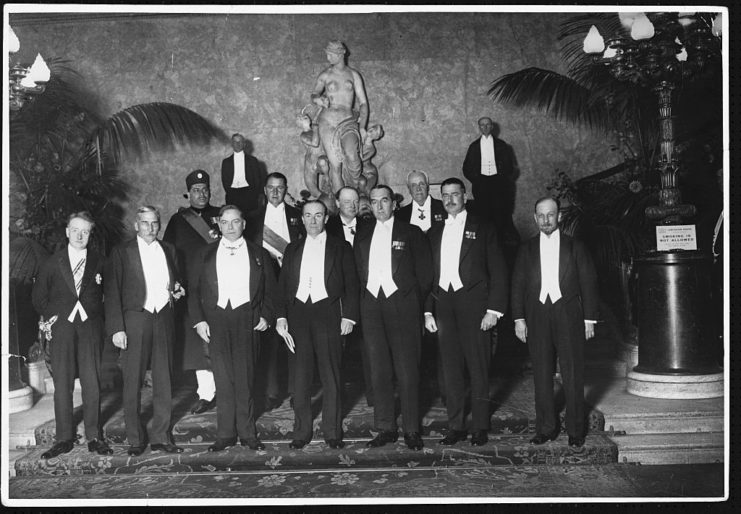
[275, 200, 360, 450]
[189, 205, 276, 452]
[32, 212, 112, 459]
[511, 197, 598, 451]
[326, 187, 374, 405]
[105, 206, 185, 456]
[354, 185, 433, 450]
[397, 170, 446, 233]
[248, 172, 305, 410]
[221, 133, 266, 219]
[462, 117, 516, 235]
[424, 178, 509, 447]
[163, 170, 221, 415]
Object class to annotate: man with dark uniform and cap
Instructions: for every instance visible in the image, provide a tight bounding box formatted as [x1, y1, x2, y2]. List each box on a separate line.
[163, 170, 222, 414]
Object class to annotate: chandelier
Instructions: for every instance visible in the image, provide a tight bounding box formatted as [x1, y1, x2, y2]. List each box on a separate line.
[582, 12, 722, 225]
[7, 25, 50, 112]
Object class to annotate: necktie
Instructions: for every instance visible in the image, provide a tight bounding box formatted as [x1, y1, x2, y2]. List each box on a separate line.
[343, 222, 356, 236]
[418, 208, 426, 220]
[73, 258, 85, 295]
[225, 240, 245, 255]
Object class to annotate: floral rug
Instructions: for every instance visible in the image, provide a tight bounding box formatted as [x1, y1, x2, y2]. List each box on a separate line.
[8, 463, 724, 500]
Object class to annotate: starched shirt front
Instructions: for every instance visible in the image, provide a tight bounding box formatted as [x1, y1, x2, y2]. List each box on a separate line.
[480, 135, 499, 176]
[137, 236, 171, 313]
[216, 237, 251, 309]
[366, 217, 398, 298]
[295, 231, 329, 303]
[67, 245, 88, 322]
[230, 151, 249, 188]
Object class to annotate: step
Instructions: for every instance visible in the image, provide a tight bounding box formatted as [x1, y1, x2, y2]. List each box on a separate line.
[612, 432, 724, 465]
[13, 433, 618, 477]
[603, 412, 724, 435]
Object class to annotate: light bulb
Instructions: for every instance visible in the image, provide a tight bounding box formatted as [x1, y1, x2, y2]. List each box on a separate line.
[583, 25, 605, 54]
[6, 25, 20, 53]
[630, 13, 655, 40]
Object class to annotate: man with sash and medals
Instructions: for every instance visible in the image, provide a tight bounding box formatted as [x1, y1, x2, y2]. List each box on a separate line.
[247, 172, 305, 411]
[163, 170, 221, 414]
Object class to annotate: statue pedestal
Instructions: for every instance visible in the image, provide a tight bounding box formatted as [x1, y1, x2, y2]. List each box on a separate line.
[629, 250, 722, 398]
[8, 385, 34, 414]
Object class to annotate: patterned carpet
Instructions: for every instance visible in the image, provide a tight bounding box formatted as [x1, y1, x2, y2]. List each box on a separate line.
[8, 463, 724, 499]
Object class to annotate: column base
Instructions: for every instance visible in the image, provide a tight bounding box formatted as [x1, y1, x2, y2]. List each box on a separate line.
[619, 343, 639, 378]
[627, 370, 723, 399]
[8, 385, 34, 414]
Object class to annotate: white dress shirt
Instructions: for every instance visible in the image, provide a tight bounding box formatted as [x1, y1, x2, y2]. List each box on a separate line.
[230, 151, 249, 188]
[340, 215, 357, 246]
[408, 195, 432, 233]
[539, 229, 562, 304]
[439, 210, 466, 292]
[67, 245, 88, 322]
[263, 202, 291, 262]
[366, 217, 398, 298]
[216, 237, 251, 309]
[295, 231, 329, 303]
[137, 237, 171, 313]
[480, 135, 499, 176]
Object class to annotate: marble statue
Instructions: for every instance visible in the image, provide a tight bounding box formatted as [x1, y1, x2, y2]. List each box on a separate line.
[359, 124, 384, 193]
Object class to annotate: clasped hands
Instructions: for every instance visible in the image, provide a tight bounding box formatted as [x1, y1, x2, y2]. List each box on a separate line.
[424, 312, 500, 333]
[275, 318, 354, 354]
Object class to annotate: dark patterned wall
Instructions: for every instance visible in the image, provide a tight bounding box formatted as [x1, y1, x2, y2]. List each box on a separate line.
[12, 11, 620, 238]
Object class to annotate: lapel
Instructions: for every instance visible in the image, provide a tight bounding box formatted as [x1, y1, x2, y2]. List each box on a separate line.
[204, 244, 219, 298]
[324, 235, 339, 286]
[247, 242, 262, 299]
[429, 224, 443, 274]
[356, 222, 373, 271]
[224, 154, 235, 184]
[127, 239, 146, 290]
[558, 234, 570, 284]
[56, 250, 77, 296]
[459, 215, 476, 264]
[532, 236, 542, 289]
[293, 238, 306, 290]
[391, 219, 402, 275]
[78, 250, 99, 295]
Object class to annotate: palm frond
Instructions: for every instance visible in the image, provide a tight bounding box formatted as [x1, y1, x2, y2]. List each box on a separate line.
[488, 67, 610, 130]
[93, 102, 228, 165]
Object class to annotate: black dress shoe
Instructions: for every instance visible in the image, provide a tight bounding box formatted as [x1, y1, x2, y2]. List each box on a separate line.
[288, 439, 308, 450]
[366, 430, 399, 448]
[127, 445, 147, 456]
[470, 430, 489, 447]
[41, 440, 74, 459]
[150, 443, 184, 453]
[404, 431, 424, 450]
[568, 436, 586, 451]
[529, 430, 559, 445]
[325, 439, 345, 449]
[240, 438, 266, 450]
[87, 439, 113, 455]
[264, 396, 282, 411]
[439, 430, 468, 446]
[190, 398, 216, 415]
[208, 438, 237, 452]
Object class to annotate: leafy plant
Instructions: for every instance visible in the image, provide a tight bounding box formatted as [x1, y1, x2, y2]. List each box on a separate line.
[9, 57, 228, 255]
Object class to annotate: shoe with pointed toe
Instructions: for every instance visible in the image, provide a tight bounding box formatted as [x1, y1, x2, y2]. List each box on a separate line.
[87, 439, 113, 455]
[289, 439, 309, 450]
[240, 438, 266, 451]
[150, 443, 183, 454]
[470, 430, 489, 446]
[568, 436, 585, 452]
[41, 440, 74, 460]
[366, 430, 399, 448]
[208, 438, 237, 452]
[127, 445, 147, 457]
[529, 430, 560, 445]
[190, 397, 216, 415]
[439, 430, 468, 446]
[403, 431, 424, 450]
[325, 438, 345, 449]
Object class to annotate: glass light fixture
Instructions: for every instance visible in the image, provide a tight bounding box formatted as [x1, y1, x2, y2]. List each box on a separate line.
[583, 25, 605, 54]
[630, 13, 655, 40]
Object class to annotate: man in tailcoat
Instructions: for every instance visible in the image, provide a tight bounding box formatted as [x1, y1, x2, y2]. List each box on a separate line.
[221, 133, 266, 219]
[396, 170, 446, 232]
[511, 196, 599, 450]
[32, 212, 113, 459]
[424, 178, 509, 447]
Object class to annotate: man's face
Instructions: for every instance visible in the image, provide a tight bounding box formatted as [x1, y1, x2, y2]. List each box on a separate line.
[302, 202, 328, 237]
[231, 135, 246, 153]
[219, 208, 246, 242]
[478, 118, 493, 137]
[338, 189, 359, 220]
[534, 199, 560, 235]
[189, 183, 210, 210]
[441, 183, 466, 217]
[135, 211, 160, 244]
[407, 172, 429, 205]
[370, 188, 395, 223]
[66, 217, 93, 251]
[265, 177, 287, 207]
